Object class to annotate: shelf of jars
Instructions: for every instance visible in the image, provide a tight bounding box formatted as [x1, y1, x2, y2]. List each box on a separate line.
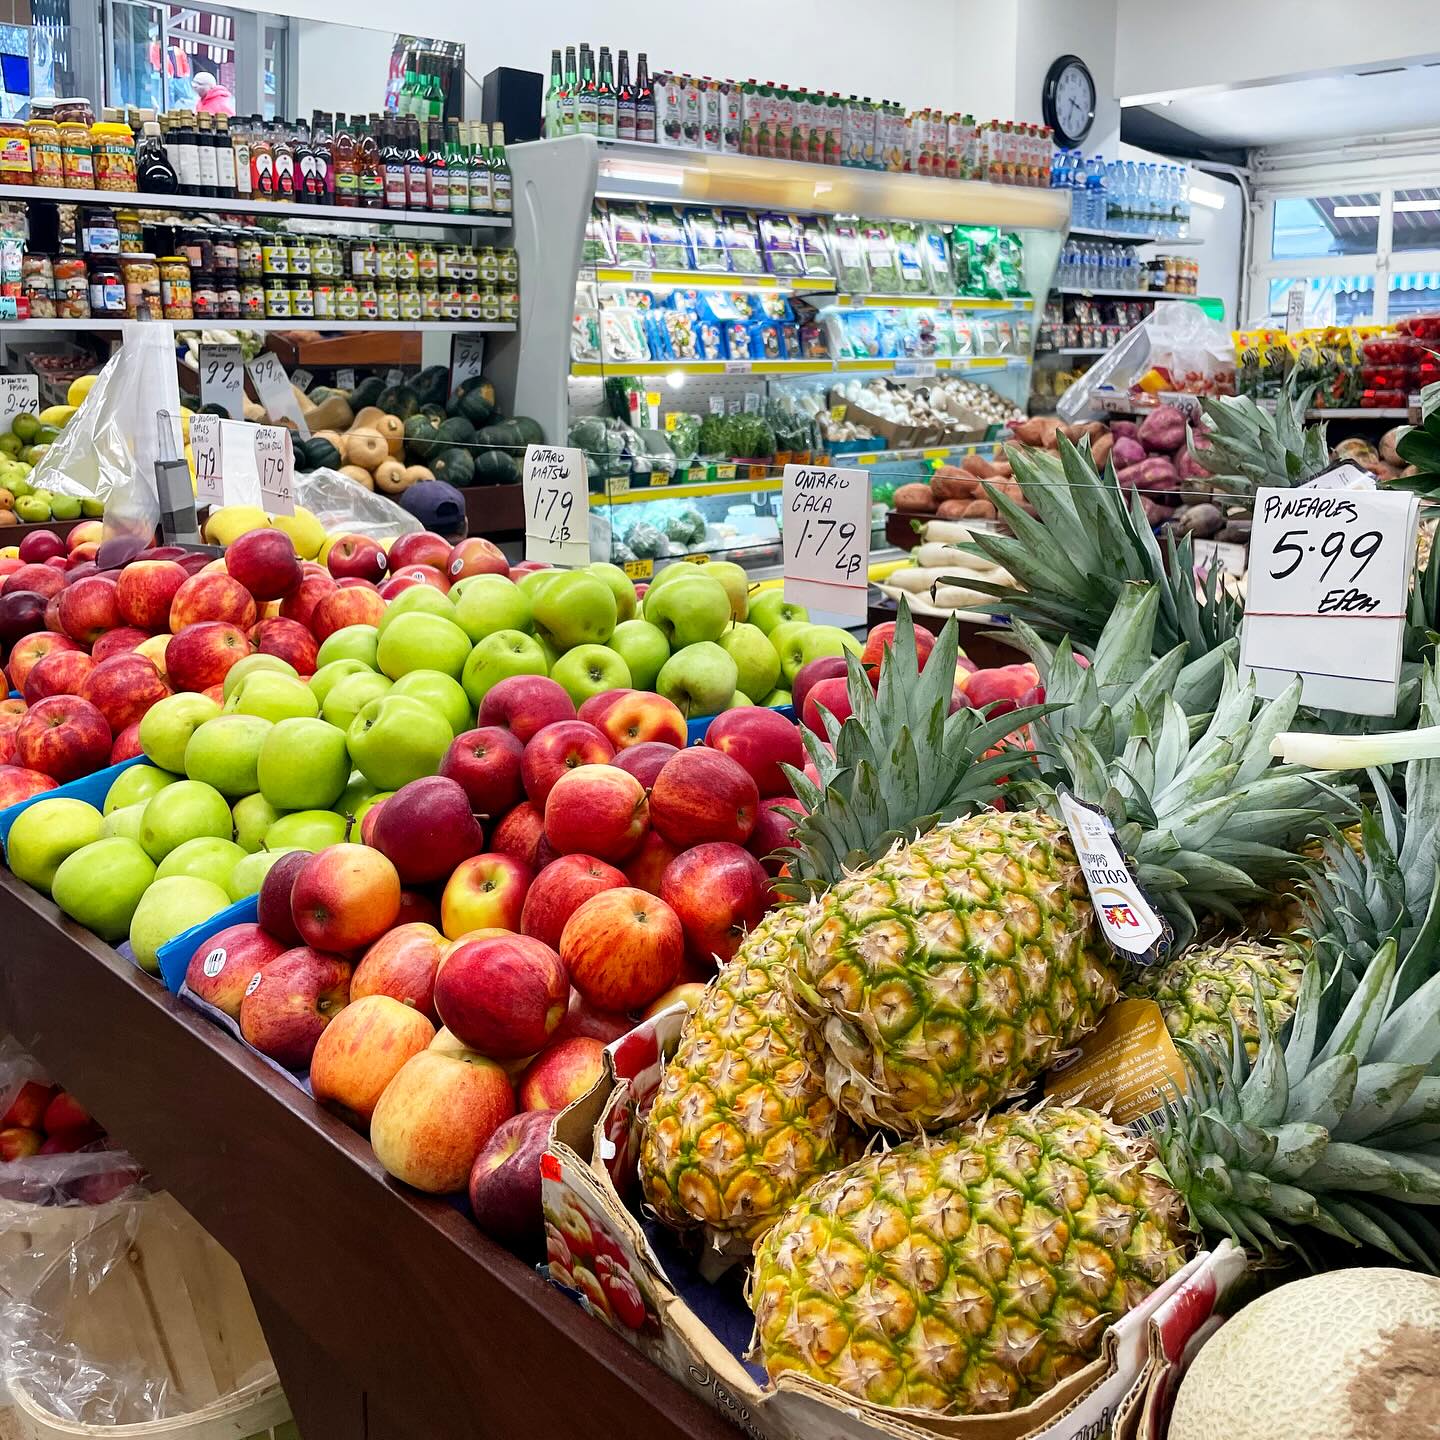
[0, 317, 517, 333]
[568, 355, 1027, 377]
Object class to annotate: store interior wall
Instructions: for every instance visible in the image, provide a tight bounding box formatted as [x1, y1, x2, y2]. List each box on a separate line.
[294, 19, 396, 116]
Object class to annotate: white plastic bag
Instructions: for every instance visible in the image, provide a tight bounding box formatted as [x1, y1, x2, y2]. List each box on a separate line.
[297, 468, 422, 542]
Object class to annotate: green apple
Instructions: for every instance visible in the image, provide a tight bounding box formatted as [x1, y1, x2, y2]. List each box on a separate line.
[224, 671, 319, 723]
[103, 763, 178, 815]
[51, 837, 156, 942]
[586, 562, 638, 623]
[719, 622, 781, 701]
[551, 644, 632, 706]
[129, 876, 232, 975]
[227, 846, 300, 902]
[724, 690, 754, 709]
[515, 569, 559, 604]
[607, 619, 670, 692]
[376, 613, 471, 682]
[233, 792, 284, 852]
[308, 659, 371, 709]
[377, 584, 457, 633]
[537, 633, 560, 670]
[335, 773, 378, 819]
[452, 575, 532, 642]
[768, 620, 813, 671]
[155, 836, 246, 889]
[264, 809, 348, 851]
[321, 671, 393, 731]
[346, 695, 454, 791]
[258, 717, 351, 811]
[139, 693, 222, 773]
[6, 797, 104, 894]
[138, 780, 233, 863]
[532, 571, 617, 650]
[102, 802, 148, 842]
[315, 624, 380, 671]
[183, 715, 273, 799]
[391, 670, 473, 737]
[781, 625, 863, 685]
[655, 643, 738, 719]
[749, 591, 809, 635]
[761, 687, 792, 707]
[701, 561, 750, 622]
[643, 573, 731, 647]
[461, 629, 548, 707]
[221, 652, 298, 700]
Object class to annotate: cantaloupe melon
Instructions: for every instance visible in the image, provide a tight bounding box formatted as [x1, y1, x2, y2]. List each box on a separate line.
[1169, 1268, 1440, 1440]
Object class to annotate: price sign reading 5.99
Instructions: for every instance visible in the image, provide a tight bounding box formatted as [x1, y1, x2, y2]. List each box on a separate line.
[782, 463, 870, 620]
[1242, 473, 1419, 716]
[522, 444, 590, 567]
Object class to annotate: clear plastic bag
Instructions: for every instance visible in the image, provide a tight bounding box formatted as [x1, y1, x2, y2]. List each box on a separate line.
[297, 467, 422, 543]
[1058, 303, 1235, 421]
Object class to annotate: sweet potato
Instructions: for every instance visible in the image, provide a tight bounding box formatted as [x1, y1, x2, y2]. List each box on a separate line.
[931, 467, 982, 501]
[962, 454, 999, 479]
[961, 499, 997, 519]
[1138, 405, 1187, 453]
[1110, 420, 1139, 441]
[1141, 498, 1176, 526]
[936, 499, 973, 520]
[1091, 433, 1115, 469]
[1008, 418, 1046, 446]
[1033, 416, 1062, 449]
[1175, 446, 1212, 482]
[1081, 421, 1108, 441]
[1118, 457, 1179, 491]
[1112, 436, 1147, 469]
[991, 460, 1012, 477]
[894, 483, 937, 513]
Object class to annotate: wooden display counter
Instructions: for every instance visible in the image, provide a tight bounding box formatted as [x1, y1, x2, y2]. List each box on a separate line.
[0, 872, 735, 1440]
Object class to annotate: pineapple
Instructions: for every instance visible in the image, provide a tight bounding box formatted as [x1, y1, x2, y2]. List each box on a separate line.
[751, 935, 1440, 1416]
[638, 609, 1039, 1250]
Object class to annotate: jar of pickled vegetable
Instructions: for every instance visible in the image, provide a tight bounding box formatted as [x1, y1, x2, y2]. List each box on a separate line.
[420, 281, 440, 319]
[159, 256, 192, 319]
[91, 121, 136, 191]
[59, 123, 94, 188]
[358, 280, 378, 320]
[417, 242, 438, 281]
[395, 240, 418, 282]
[240, 280, 265, 320]
[119, 252, 160, 319]
[336, 279, 360, 320]
[27, 119, 63, 187]
[377, 280, 399, 321]
[313, 279, 334, 320]
[289, 277, 313, 319]
[262, 234, 289, 276]
[398, 280, 422, 321]
[116, 208, 143, 252]
[264, 276, 291, 319]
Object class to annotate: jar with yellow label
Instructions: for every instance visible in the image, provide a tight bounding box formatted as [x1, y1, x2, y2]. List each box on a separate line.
[116, 208, 143, 252]
[358, 280, 378, 320]
[440, 283, 463, 320]
[241, 279, 265, 320]
[420, 281, 440, 319]
[262, 235, 289, 276]
[459, 244, 478, 281]
[290, 276, 314, 319]
[288, 235, 312, 276]
[91, 121, 136, 191]
[480, 285, 501, 323]
[336, 279, 360, 320]
[350, 238, 378, 279]
[499, 249, 519, 287]
[27, 119, 63, 187]
[377, 281, 400, 321]
[462, 284, 483, 321]
[395, 240, 418, 282]
[264, 276, 291, 319]
[478, 246, 500, 284]
[376, 238, 398, 280]
[60, 122, 94, 188]
[417, 242, 438, 281]
[438, 244, 458, 280]
[0, 121, 32, 182]
[499, 287, 518, 323]
[398, 280, 422, 322]
[159, 256, 192, 319]
[313, 279, 335, 320]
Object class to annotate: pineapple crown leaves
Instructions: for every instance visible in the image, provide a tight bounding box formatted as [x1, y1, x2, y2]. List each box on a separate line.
[1155, 939, 1440, 1268]
[771, 599, 1046, 898]
[1192, 378, 1329, 496]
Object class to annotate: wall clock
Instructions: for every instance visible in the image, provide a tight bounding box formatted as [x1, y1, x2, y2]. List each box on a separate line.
[1043, 54, 1096, 147]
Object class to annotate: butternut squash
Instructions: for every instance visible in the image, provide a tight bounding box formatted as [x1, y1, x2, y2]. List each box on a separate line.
[351, 405, 387, 431]
[372, 458, 410, 494]
[402, 464, 435, 487]
[307, 394, 355, 434]
[338, 464, 375, 490]
[343, 428, 388, 471]
[375, 414, 406, 459]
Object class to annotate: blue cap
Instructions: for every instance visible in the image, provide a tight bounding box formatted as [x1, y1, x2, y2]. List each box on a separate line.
[399, 480, 467, 539]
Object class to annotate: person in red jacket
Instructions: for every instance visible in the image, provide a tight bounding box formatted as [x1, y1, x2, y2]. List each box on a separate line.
[193, 73, 236, 116]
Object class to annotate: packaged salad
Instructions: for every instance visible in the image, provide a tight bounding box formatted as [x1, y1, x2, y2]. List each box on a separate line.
[686, 209, 729, 271]
[572, 304, 601, 362]
[645, 205, 689, 269]
[921, 225, 951, 294]
[863, 223, 902, 293]
[759, 213, 803, 276]
[797, 215, 832, 277]
[722, 210, 764, 274]
[829, 217, 869, 292]
[609, 205, 652, 267]
[601, 307, 650, 362]
[891, 221, 929, 294]
[583, 204, 615, 266]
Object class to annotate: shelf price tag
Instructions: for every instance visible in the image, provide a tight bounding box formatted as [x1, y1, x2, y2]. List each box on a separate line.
[199, 343, 244, 420]
[246, 352, 309, 439]
[522, 444, 590, 567]
[190, 413, 223, 507]
[782, 462, 870, 621]
[0, 374, 38, 436]
[336, 367, 356, 392]
[449, 334, 486, 398]
[290, 367, 313, 394]
[254, 425, 296, 518]
[893, 359, 937, 378]
[1241, 471, 1419, 715]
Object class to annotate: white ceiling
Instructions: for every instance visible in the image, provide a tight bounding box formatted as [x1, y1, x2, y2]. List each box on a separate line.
[1134, 63, 1440, 149]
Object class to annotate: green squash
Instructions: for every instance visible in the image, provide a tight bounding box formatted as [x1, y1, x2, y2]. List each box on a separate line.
[304, 436, 344, 471]
[449, 376, 497, 428]
[348, 376, 384, 410]
[375, 384, 420, 419]
[431, 446, 476, 486]
[414, 364, 451, 408]
[511, 416, 545, 447]
[403, 414, 442, 463]
[473, 449, 521, 485]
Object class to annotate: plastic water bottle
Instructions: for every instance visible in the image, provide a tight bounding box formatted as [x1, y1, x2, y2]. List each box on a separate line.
[1177, 165, 1191, 236]
[1083, 155, 1105, 231]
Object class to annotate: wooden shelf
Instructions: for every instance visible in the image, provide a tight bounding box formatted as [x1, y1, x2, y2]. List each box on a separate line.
[0, 515, 88, 546]
[464, 484, 524, 536]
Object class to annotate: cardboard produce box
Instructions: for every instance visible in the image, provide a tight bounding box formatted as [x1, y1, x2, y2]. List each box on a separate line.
[541, 1009, 1239, 1440]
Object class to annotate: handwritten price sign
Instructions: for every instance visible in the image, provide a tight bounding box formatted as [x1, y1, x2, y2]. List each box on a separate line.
[190, 413, 223, 506]
[254, 425, 295, 517]
[198, 343, 244, 420]
[0, 374, 39, 436]
[1241, 471, 1419, 715]
[247, 352, 310, 439]
[782, 463, 870, 620]
[523, 445, 590, 567]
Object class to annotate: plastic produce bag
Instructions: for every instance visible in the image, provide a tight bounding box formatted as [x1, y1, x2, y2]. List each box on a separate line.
[296, 468, 422, 543]
[1058, 302, 1234, 421]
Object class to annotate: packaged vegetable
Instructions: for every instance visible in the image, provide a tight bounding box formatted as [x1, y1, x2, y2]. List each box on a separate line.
[891, 221, 929, 293]
[722, 210, 764, 274]
[797, 215, 832, 276]
[667, 412, 701, 462]
[583, 204, 615, 265]
[600, 307, 650, 362]
[645, 205, 688, 269]
[609, 205, 652, 267]
[686, 209, 728, 271]
[829, 217, 868, 292]
[921, 225, 951, 294]
[759, 213, 802, 276]
[571, 304, 601, 361]
[863, 223, 902, 292]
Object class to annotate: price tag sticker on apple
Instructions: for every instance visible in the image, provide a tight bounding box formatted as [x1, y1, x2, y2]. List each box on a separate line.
[254, 425, 296, 518]
[247, 352, 310, 440]
[0, 373, 39, 437]
[199, 343, 244, 420]
[191, 412, 224, 507]
[782, 462, 871, 621]
[449, 334, 486, 398]
[1240, 473, 1419, 715]
[522, 444, 590, 567]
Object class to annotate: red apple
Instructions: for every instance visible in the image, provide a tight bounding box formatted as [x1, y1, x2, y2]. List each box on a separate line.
[433, 933, 568, 1058]
[168, 571, 258, 634]
[543, 764, 648, 862]
[239, 947, 353, 1070]
[335, 577, 379, 592]
[440, 851, 533, 939]
[165, 621, 253, 692]
[518, 1036, 605, 1112]
[310, 993, 436, 1124]
[598, 692, 687, 751]
[0, 590, 54, 644]
[369, 775, 484, 885]
[576, 690, 633, 729]
[22, 648, 95, 703]
[440, 726, 525, 818]
[748, 796, 807, 874]
[15, 696, 111, 781]
[622, 829, 680, 894]
[17, 530, 65, 563]
[90, 627, 152, 663]
[520, 853, 628, 951]
[370, 1041, 515, 1194]
[227, 528, 301, 601]
[310, 586, 386, 642]
[0, 714, 21, 763]
[520, 720, 614, 807]
[184, 922, 289, 1019]
[80, 653, 170, 733]
[0, 698, 24, 716]
[447, 536, 508, 581]
[278, 571, 336, 629]
[507, 562, 551, 580]
[660, 842, 770, 965]
[359, 798, 386, 848]
[490, 801, 546, 869]
[1, 1080, 54, 1130]
[352, 921, 445, 1021]
[478, 675, 576, 745]
[56, 575, 121, 645]
[44, 555, 70, 573]
[4, 562, 66, 599]
[6, 632, 80, 695]
[115, 559, 188, 631]
[649, 748, 758, 847]
[389, 563, 450, 594]
[67, 542, 100, 567]
[560, 887, 683, 1012]
[791, 655, 850, 716]
[861, 620, 935, 679]
[611, 741, 679, 788]
[291, 844, 402, 953]
[66, 521, 103, 550]
[389, 532, 454, 572]
[802, 675, 855, 737]
[397, 888, 440, 930]
[110, 721, 145, 763]
[256, 849, 310, 946]
[377, 575, 419, 601]
[132, 545, 188, 562]
[704, 707, 805, 796]
[42, 1090, 98, 1140]
[0, 766, 56, 805]
[961, 663, 1041, 717]
[0, 1127, 41, 1161]
[553, 989, 633, 1043]
[251, 617, 319, 675]
[467, 1109, 553, 1249]
[325, 533, 389, 582]
[70, 1162, 147, 1205]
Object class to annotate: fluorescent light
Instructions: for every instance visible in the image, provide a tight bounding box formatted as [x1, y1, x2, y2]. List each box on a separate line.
[666, 370, 686, 390]
[1334, 204, 1381, 217]
[1396, 199, 1440, 212]
[1188, 185, 1225, 211]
